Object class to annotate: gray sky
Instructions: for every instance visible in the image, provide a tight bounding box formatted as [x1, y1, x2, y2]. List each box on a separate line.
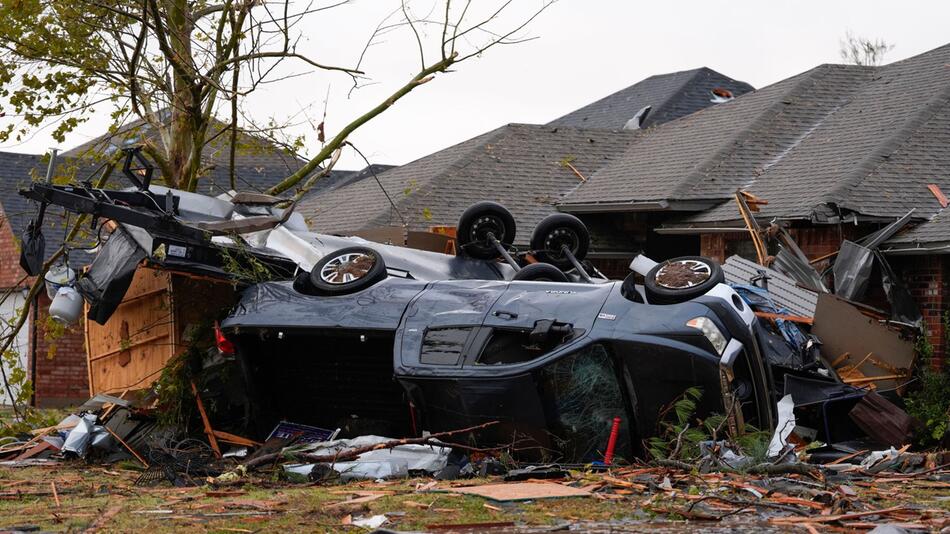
[4, 0, 950, 171]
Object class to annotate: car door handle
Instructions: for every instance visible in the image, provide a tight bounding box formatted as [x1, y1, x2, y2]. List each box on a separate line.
[493, 310, 518, 319]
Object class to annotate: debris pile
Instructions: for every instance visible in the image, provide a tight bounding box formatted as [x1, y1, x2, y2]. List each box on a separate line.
[1, 394, 157, 468]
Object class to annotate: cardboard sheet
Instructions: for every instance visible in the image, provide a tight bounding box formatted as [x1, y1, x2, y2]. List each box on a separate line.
[440, 481, 592, 502]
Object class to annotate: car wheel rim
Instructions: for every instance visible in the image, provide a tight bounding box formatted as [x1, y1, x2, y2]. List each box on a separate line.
[543, 228, 579, 259]
[320, 252, 376, 284]
[471, 215, 506, 244]
[655, 259, 712, 289]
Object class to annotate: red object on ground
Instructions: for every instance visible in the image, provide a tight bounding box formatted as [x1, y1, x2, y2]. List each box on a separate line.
[214, 321, 235, 355]
[604, 417, 622, 465]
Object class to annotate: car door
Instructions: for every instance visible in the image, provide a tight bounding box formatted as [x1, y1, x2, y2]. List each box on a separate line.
[395, 280, 508, 373]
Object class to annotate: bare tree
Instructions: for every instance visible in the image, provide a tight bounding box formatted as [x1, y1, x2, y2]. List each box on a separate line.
[839, 31, 894, 66]
[0, 0, 555, 419]
[0, 1, 554, 193]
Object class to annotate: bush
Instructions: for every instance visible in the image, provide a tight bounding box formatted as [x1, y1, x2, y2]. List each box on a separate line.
[905, 311, 950, 447]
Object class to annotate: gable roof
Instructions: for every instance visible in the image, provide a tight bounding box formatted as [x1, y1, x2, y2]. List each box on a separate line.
[62, 113, 350, 197]
[548, 67, 754, 130]
[558, 44, 950, 240]
[296, 124, 637, 246]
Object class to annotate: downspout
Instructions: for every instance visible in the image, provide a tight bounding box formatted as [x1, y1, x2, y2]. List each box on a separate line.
[30, 294, 38, 407]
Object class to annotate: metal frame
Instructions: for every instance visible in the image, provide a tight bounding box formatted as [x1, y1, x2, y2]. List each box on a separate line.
[20, 182, 207, 242]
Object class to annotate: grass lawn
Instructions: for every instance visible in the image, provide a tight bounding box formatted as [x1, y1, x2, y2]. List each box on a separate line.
[1, 460, 949, 533]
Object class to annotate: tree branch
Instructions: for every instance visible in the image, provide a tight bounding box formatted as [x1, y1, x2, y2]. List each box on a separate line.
[267, 52, 456, 196]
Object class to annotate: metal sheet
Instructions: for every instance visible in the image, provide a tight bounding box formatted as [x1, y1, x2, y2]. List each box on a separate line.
[723, 255, 819, 317]
[833, 241, 874, 301]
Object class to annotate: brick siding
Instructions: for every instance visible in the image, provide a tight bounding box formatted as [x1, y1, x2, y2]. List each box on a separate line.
[0, 212, 27, 289]
[898, 255, 949, 370]
[30, 293, 89, 407]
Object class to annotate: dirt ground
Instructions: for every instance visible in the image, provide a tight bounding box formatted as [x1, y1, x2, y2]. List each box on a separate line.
[1, 462, 949, 533]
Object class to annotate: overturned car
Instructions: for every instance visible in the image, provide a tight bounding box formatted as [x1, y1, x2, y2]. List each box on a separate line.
[225, 263, 772, 462]
[20, 150, 776, 463]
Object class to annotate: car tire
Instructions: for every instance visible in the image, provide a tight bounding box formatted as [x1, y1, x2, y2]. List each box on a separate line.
[644, 256, 724, 304]
[309, 246, 387, 295]
[530, 213, 590, 270]
[456, 201, 516, 260]
[512, 262, 570, 282]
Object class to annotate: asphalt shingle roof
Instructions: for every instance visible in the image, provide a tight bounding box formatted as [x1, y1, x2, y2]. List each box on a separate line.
[884, 199, 950, 248]
[557, 43, 950, 249]
[297, 124, 638, 247]
[548, 68, 754, 130]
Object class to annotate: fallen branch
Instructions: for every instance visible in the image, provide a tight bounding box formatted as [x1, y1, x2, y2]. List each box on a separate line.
[654, 458, 819, 476]
[769, 505, 912, 525]
[687, 495, 810, 517]
[243, 421, 499, 470]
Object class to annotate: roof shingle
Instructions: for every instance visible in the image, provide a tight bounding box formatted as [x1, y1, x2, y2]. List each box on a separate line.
[558, 43, 950, 245]
[297, 124, 637, 247]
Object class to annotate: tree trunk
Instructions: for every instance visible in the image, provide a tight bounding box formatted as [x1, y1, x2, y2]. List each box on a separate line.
[163, 0, 197, 190]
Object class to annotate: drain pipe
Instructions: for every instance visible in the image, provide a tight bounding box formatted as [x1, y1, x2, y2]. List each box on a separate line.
[30, 294, 38, 407]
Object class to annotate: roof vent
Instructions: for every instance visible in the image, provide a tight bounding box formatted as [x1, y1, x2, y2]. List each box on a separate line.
[623, 105, 652, 130]
[711, 87, 734, 103]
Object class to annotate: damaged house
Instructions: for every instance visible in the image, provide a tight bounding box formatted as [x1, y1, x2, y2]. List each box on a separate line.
[553, 43, 950, 364]
[0, 152, 100, 406]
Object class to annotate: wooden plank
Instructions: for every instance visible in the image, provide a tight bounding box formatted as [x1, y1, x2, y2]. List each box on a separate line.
[87, 332, 170, 363]
[84, 300, 95, 397]
[928, 184, 949, 208]
[212, 430, 262, 448]
[754, 311, 814, 325]
[86, 267, 174, 395]
[102, 426, 149, 468]
[192, 381, 221, 457]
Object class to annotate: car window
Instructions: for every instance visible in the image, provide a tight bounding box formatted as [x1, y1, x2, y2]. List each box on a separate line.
[474, 321, 579, 366]
[420, 327, 473, 365]
[538, 344, 632, 463]
[476, 328, 546, 365]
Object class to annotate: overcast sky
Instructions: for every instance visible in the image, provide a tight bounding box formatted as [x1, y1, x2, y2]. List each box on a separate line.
[4, 0, 950, 171]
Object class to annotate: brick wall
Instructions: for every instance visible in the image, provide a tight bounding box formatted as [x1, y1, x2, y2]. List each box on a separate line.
[29, 293, 89, 407]
[0, 212, 27, 289]
[899, 255, 949, 370]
